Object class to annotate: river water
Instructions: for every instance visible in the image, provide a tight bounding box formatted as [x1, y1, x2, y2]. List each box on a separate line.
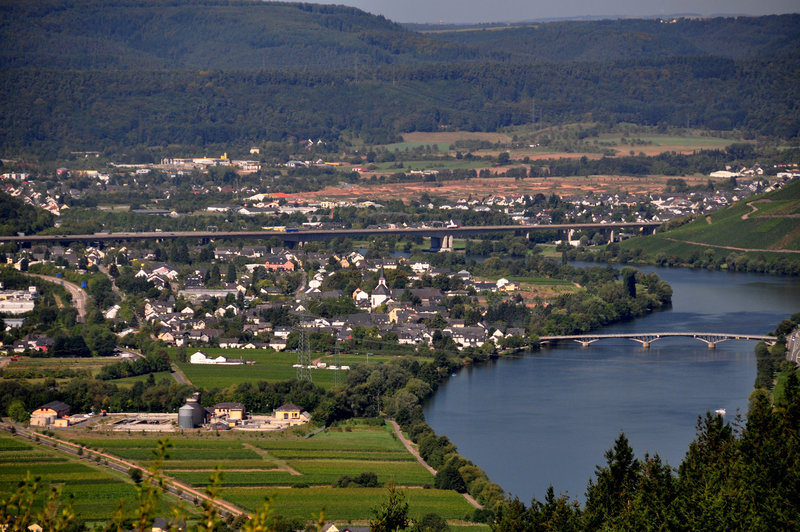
[423, 265, 800, 503]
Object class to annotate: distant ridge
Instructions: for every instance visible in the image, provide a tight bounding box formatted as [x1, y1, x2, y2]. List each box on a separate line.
[1, 1, 797, 70]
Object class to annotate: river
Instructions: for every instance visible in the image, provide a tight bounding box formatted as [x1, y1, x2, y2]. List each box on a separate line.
[422, 265, 800, 503]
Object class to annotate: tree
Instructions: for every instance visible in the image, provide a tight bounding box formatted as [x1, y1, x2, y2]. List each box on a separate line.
[434, 458, 467, 492]
[370, 484, 409, 532]
[621, 267, 637, 299]
[414, 513, 449, 531]
[7, 400, 29, 423]
[583, 432, 640, 529]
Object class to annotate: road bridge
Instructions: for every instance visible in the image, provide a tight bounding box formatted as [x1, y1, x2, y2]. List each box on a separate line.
[0, 221, 661, 251]
[539, 332, 777, 350]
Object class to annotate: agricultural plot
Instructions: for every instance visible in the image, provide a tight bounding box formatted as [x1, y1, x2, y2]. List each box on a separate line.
[0, 432, 184, 524]
[173, 348, 340, 390]
[219, 486, 476, 521]
[0, 356, 119, 382]
[69, 423, 438, 521]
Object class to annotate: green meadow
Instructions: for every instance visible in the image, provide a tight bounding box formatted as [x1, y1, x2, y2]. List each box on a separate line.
[0, 432, 190, 524]
[64, 422, 450, 521]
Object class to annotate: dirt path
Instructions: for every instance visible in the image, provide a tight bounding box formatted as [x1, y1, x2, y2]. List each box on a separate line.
[663, 237, 800, 254]
[742, 199, 770, 220]
[242, 442, 301, 475]
[389, 420, 482, 509]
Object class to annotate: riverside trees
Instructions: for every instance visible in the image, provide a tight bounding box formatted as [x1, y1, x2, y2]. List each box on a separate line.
[492, 358, 800, 531]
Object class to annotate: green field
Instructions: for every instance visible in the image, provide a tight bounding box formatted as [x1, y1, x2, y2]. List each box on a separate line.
[111, 371, 175, 386]
[595, 133, 739, 151]
[619, 180, 800, 266]
[61, 423, 450, 521]
[173, 348, 339, 389]
[0, 432, 190, 524]
[172, 348, 429, 391]
[370, 159, 487, 171]
[219, 486, 476, 521]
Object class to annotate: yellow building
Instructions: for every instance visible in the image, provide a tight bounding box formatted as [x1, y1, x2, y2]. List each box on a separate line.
[30, 401, 70, 427]
[274, 403, 310, 426]
[213, 402, 245, 420]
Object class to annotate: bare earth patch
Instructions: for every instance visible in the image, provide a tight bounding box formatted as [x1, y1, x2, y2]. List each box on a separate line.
[293, 175, 720, 203]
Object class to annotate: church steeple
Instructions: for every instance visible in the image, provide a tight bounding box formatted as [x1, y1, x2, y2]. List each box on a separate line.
[370, 267, 391, 309]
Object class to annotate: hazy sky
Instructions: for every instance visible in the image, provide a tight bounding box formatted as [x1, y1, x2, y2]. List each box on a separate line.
[305, 0, 798, 24]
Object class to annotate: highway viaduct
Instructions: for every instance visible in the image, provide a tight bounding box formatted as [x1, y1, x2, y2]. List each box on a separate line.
[0, 221, 662, 251]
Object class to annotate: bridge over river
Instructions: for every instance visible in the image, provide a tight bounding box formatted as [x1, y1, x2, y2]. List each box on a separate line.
[540, 332, 777, 349]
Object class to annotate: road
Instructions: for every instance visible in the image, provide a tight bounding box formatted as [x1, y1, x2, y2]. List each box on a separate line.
[0, 222, 662, 245]
[23, 272, 88, 322]
[389, 419, 482, 510]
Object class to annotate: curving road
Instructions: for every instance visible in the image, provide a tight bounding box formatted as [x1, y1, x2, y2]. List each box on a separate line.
[23, 273, 88, 322]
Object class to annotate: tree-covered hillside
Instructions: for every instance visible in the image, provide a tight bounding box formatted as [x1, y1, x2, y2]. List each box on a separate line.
[0, 0, 492, 70]
[3, 55, 798, 155]
[0, 192, 54, 236]
[425, 15, 800, 63]
[4, 2, 798, 71]
[1, 1, 798, 155]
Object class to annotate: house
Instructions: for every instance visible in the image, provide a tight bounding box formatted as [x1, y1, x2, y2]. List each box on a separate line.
[30, 401, 70, 427]
[264, 255, 295, 271]
[213, 402, 246, 420]
[274, 403, 310, 426]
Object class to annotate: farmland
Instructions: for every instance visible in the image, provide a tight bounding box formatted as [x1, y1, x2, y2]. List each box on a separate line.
[618, 178, 800, 266]
[0, 431, 191, 524]
[172, 348, 431, 392]
[57, 420, 459, 523]
[291, 174, 726, 204]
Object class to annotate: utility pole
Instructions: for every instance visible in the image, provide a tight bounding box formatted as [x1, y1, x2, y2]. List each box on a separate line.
[297, 330, 312, 382]
[333, 345, 341, 388]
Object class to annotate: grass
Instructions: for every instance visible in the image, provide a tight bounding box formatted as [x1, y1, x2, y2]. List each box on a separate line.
[171, 459, 432, 487]
[172, 347, 430, 391]
[219, 486, 476, 521]
[253, 426, 407, 452]
[25, 423, 476, 524]
[111, 371, 175, 386]
[370, 159, 487, 171]
[0, 432, 189, 523]
[1, 355, 118, 378]
[173, 348, 339, 390]
[619, 180, 800, 262]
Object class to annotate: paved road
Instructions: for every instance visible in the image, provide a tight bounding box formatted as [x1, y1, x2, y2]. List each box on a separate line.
[0, 222, 662, 245]
[23, 272, 88, 322]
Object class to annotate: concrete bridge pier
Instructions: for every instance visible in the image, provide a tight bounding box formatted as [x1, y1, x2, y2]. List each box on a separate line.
[694, 335, 727, 350]
[573, 338, 599, 348]
[439, 234, 454, 252]
[609, 230, 616, 243]
[630, 335, 661, 349]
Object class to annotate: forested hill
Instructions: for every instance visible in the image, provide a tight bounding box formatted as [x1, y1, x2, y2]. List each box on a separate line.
[1, 2, 799, 154]
[0, 0, 494, 70]
[417, 15, 800, 63]
[2, 1, 798, 71]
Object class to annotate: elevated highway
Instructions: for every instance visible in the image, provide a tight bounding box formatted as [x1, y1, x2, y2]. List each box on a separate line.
[540, 332, 777, 350]
[0, 221, 661, 250]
